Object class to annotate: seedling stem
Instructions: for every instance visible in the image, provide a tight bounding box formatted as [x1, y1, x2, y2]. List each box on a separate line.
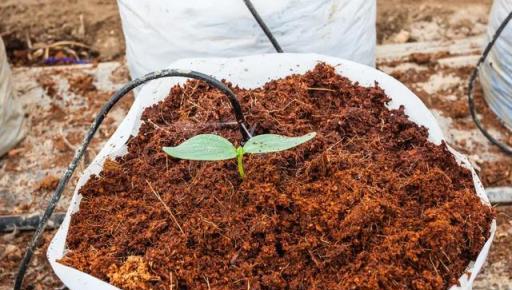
[236, 147, 245, 179]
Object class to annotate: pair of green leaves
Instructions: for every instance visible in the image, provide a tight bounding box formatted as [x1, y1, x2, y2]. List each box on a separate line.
[163, 132, 316, 178]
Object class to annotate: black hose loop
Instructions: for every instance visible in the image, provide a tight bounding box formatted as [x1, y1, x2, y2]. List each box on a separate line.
[468, 11, 512, 155]
[14, 69, 250, 290]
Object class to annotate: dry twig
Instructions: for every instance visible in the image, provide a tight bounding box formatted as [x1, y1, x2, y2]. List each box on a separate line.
[145, 179, 184, 235]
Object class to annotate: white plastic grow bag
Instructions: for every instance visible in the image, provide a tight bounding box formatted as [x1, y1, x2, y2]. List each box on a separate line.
[47, 53, 495, 290]
[0, 37, 25, 156]
[117, 0, 377, 79]
[479, 0, 512, 130]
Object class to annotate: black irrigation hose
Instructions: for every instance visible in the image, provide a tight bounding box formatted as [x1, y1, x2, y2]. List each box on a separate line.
[14, 69, 251, 290]
[0, 212, 65, 232]
[242, 0, 283, 53]
[468, 11, 512, 155]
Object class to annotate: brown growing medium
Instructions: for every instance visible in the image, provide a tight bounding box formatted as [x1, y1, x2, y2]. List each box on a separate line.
[60, 64, 494, 289]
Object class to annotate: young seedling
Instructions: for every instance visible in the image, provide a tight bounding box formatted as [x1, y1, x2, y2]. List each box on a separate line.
[163, 132, 316, 178]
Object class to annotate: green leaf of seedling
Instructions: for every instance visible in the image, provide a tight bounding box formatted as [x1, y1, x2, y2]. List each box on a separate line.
[163, 134, 237, 161]
[243, 132, 316, 154]
[162, 132, 316, 179]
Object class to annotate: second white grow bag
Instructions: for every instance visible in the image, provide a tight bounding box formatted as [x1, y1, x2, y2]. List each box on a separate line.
[47, 53, 496, 290]
[479, 0, 512, 130]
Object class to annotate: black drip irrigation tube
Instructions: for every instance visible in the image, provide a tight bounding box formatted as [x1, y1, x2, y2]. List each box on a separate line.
[0, 212, 65, 232]
[14, 69, 251, 290]
[468, 11, 512, 155]
[242, 0, 283, 53]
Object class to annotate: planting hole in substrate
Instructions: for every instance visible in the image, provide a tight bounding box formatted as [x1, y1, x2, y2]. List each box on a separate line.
[59, 64, 494, 289]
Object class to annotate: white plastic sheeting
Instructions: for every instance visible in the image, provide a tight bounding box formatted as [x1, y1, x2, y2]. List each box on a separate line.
[0, 37, 25, 157]
[479, 0, 512, 130]
[117, 0, 376, 79]
[47, 53, 495, 290]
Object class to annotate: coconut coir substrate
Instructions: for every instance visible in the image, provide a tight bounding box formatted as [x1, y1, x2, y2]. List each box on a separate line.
[60, 64, 494, 289]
